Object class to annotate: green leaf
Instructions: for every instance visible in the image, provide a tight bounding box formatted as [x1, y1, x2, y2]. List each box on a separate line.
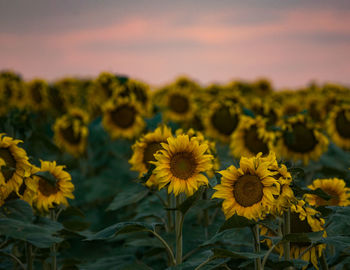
[138, 164, 156, 184]
[177, 187, 204, 215]
[242, 107, 255, 118]
[86, 222, 161, 240]
[292, 185, 331, 201]
[107, 185, 149, 211]
[218, 214, 255, 232]
[0, 199, 33, 222]
[35, 171, 57, 186]
[283, 231, 324, 243]
[211, 248, 265, 259]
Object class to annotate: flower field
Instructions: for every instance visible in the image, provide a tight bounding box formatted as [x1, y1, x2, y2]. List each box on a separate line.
[0, 70, 350, 270]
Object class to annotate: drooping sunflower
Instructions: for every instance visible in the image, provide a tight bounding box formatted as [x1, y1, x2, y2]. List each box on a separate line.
[230, 116, 274, 159]
[102, 97, 145, 140]
[0, 134, 32, 197]
[203, 101, 241, 143]
[129, 126, 173, 187]
[53, 108, 89, 157]
[162, 87, 195, 123]
[152, 134, 214, 197]
[327, 104, 350, 150]
[262, 200, 326, 270]
[304, 178, 350, 207]
[33, 160, 74, 212]
[25, 79, 49, 111]
[212, 153, 279, 220]
[276, 114, 329, 164]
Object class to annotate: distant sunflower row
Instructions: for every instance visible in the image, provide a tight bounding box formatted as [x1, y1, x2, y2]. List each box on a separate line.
[0, 133, 74, 212]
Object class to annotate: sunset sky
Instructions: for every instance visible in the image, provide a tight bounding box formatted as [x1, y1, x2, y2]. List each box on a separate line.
[1, 0, 350, 89]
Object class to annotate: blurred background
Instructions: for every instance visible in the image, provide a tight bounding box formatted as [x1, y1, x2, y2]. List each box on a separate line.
[0, 0, 350, 89]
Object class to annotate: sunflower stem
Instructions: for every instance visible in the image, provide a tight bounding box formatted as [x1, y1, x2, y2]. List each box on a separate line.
[50, 209, 57, 270]
[252, 224, 262, 270]
[320, 251, 329, 270]
[203, 189, 209, 240]
[167, 193, 174, 232]
[26, 242, 33, 270]
[283, 209, 291, 261]
[147, 230, 176, 266]
[175, 195, 184, 265]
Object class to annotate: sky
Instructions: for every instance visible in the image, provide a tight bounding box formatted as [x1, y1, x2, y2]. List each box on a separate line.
[1, 0, 350, 89]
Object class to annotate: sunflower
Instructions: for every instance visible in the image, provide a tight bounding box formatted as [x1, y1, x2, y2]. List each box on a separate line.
[162, 87, 195, 123]
[281, 98, 302, 117]
[203, 101, 241, 143]
[152, 134, 214, 197]
[53, 109, 89, 157]
[0, 71, 24, 109]
[102, 97, 145, 140]
[33, 160, 74, 212]
[25, 79, 49, 111]
[262, 200, 326, 270]
[327, 104, 350, 150]
[47, 84, 67, 116]
[212, 153, 279, 220]
[304, 178, 350, 207]
[129, 126, 173, 187]
[54, 77, 84, 108]
[275, 114, 329, 164]
[0, 134, 32, 197]
[230, 116, 274, 159]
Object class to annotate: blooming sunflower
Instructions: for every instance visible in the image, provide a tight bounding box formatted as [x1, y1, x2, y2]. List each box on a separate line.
[53, 109, 89, 157]
[212, 153, 279, 220]
[276, 114, 329, 164]
[25, 79, 49, 111]
[230, 116, 274, 159]
[327, 104, 350, 150]
[0, 134, 32, 197]
[203, 101, 241, 143]
[33, 160, 74, 212]
[152, 134, 214, 197]
[304, 178, 350, 207]
[0, 71, 24, 109]
[281, 98, 302, 117]
[129, 126, 173, 187]
[262, 200, 326, 270]
[163, 87, 195, 123]
[102, 97, 145, 140]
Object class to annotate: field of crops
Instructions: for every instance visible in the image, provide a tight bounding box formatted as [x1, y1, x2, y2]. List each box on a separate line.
[0, 70, 349, 270]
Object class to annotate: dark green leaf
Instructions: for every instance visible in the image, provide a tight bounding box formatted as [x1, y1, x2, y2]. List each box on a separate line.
[35, 171, 57, 185]
[283, 231, 324, 243]
[242, 107, 255, 118]
[107, 185, 149, 211]
[177, 187, 204, 215]
[218, 214, 255, 232]
[211, 248, 265, 259]
[0, 199, 33, 222]
[138, 164, 156, 184]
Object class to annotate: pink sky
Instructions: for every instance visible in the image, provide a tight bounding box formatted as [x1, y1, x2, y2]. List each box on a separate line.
[1, 1, 350, 89]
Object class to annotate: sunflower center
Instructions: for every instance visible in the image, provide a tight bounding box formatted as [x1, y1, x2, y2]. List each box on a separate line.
[233, 175, 263, 207]
[143, 142, 163, 169]
[335, 110, 350, 138]
[170, 152, 196, 180]
[38, 177, 58, 197]
[168, 94, 190, 114]
[211, 105, 239, 136]
[0, 148, 16, 182]
[60, 124, 81, 145]
[284, 105, 299, 116]
[283, 123, 317, 153]
[110, 105, 136, 129]
[31, 84, 43, 104]
[244, 126, 269, 155]
[290, 212, 313, 247]
[315, 188, 340, 206]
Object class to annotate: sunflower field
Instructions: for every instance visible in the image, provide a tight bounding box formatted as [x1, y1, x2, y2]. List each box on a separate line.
[0, 70, 350, 270]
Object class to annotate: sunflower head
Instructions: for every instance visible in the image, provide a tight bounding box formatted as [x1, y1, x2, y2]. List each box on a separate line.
[305, 178, 350, 207]
[327, 104, 350, 150]
[33, 160, 74, 212]
[102, 97, 145, 140]
[212, 153, 280, 220]
[163, 87, 194, 122]
[25, 79, 49, 111]
[129, 126, 173, 187]
[152, 134, 214, 197]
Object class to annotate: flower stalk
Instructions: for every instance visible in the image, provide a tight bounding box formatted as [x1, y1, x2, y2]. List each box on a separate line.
[252, 224, 262, 270]
[175, 195, 184, 265]
[50, 209, 57, 270]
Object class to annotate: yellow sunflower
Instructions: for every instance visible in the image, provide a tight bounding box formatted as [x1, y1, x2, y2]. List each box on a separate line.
[281, 98, 302, 117]
[25, 79, 49, 111]
[47, 84, 67, 116]
[203, 101, 241, 143]
[230, 116, 274, 159]
[53, 109, 89, 157]
[304, 178, 350, 207]
[212, 153, 279, 220]
[33, 160, 74, 212]
[162, 87, 195, 123]
[152, 134, 214, 197]
[275, 114, 329, 164]
[262, 200, 326, 270]
[327, 104, 350, 150]
[129, 126, 173, 187]
[102, 97, 145, 140]
[0, 134, 32, 197]
[0, 71, 24, 109]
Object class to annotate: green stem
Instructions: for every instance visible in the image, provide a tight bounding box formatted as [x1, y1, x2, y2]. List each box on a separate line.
[175, 195, 184, 265]
[320, 251, 329, 270]
[252, 224, 262, 270]
[50, 210, 57, 270]
[261, 243, 277, 270]
[283, 209, 291, 261]
[203, 190, 209, 240]
[194, 257, 211, 270]
[26, 242, 33, 270]
[148, 230, 176, 266]
[167, 193, 173, 232]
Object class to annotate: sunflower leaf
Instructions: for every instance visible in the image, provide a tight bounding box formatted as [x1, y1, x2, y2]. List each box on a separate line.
[218, 214, 255, 232]
[292, 184, 332, 201]
[107, 185, 149, 211]
[138, 164, 156, 184]
[35, 171, 57, 186]
[177, 187, 204, 215]
[211, 248, 265, 259]
[282, 230, 324, 243]
[242, 107, 255, 118]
